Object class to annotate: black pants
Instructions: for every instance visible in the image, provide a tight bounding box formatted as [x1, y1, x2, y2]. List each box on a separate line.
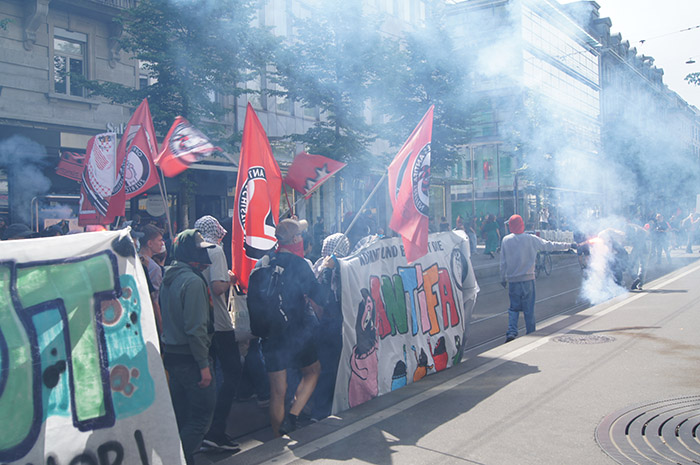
[208, 330, 242, 436]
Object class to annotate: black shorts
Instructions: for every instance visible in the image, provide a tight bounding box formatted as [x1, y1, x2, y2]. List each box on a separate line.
[262, 330, 318, 372]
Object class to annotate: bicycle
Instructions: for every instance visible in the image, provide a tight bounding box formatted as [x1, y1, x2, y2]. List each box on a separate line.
[535, 251, 552, 277]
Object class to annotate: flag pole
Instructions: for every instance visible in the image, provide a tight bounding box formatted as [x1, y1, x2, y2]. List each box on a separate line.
[156, 167, 174, 239]
[342, 173, 387, 237]
[280, 194, 306, 219]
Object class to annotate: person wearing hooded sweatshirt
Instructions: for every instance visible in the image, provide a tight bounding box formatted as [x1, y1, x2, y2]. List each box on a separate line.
[193, 215, 242, 452]
[159, 229, 216, 465]
[500, 215, 574, 343]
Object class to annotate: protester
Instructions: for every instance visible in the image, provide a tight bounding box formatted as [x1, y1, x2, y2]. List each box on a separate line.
[648, 213, 671, 265]
[682, 211, 699, 253]
[626, 220, 650, 290]
[310, 232, 350, 421]
[247, 218, 325, 436]
[500, 214, 573, 342]
[481, 214, 500, 258]
[439, 216, 450, 232]
[1, 223, 32, 240]
[159, 229, 217, 465]
[193, 215, 242, 452]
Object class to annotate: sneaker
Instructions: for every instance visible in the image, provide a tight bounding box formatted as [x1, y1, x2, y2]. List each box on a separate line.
[505, 335, 516, 343]
[279, 415, 297, 436]
[630, 278, 641, 290]
[202, 434, 240, 451]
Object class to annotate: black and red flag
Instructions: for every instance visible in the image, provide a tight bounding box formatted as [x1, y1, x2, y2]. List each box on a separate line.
[156, 117, 223, 177]
[387, 106, 434, 263]
[283, 151, 346, 198]
[78, 132, 120, 225]
[120, 99, 160, 199]
[232, 104, 282, 290]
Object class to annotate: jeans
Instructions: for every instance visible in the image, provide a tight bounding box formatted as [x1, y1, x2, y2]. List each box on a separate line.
[209, 330, 242, 437]
[507, 280, 536, 338]
[163, 353, 217, 465]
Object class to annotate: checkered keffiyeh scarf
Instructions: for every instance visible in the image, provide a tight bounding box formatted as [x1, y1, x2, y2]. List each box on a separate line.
[194, 215, 227, 244]
[321, 233, 350, 258]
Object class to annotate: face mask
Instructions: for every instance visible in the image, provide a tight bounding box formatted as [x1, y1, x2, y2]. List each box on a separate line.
[159, 243, 167, 254]
[279, 241, 305, 258]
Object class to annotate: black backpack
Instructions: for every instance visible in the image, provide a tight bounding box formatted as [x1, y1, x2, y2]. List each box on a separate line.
[247, 254, 289, 338]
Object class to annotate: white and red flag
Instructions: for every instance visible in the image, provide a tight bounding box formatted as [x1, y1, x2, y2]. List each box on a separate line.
[119, 99, 160, 199]
[156, 116, 222, 177]
[78, 132, 120, 225]
[232, 104, 282, 290]
[283, 151, 346, 198]
[387, 106, 434, 263]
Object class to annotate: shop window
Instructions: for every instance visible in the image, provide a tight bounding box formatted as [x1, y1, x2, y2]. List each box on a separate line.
[53, 28, 87, 97]
[0, 169, 8, 218]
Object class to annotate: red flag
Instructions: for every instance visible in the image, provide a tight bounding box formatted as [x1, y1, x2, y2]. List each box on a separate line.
[56, 151, 85, 181]
[79, 133, 120, 225]
[232, 104, 282, 290]
[283, 151, 346, 198]
[387, 106, 433, 263]
[156, 116, 222, 177]
[119, 99, 160, 199]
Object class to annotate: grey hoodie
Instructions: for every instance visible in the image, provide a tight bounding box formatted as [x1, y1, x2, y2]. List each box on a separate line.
[500, 233, 571, 283]
[159, 261, 214, 369]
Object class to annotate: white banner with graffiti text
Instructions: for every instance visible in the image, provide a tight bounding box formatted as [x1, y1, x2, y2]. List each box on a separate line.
[0, 231, 184, 464]
[333, 231, 479, 413]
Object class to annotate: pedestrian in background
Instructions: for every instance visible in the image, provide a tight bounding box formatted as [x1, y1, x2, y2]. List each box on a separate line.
[500, 215, 573, 343]
[481, 214, 500, 258]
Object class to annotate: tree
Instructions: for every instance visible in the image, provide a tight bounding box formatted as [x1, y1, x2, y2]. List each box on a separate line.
[272, 0, 388, 167]
[376, 3, 473, 174]
[83, 0, 276, 135]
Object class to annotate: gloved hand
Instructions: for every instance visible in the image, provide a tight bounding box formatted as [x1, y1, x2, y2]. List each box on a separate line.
[501, 281, 507, 289]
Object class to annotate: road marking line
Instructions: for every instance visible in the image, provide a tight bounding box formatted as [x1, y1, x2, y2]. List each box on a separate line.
[263, 261, 700, 464]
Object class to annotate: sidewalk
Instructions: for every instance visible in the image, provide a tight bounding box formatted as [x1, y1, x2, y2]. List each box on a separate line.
[197, 250, 700, 464]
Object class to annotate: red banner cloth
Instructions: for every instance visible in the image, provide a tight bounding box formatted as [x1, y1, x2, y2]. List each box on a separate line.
[156, 116, 222, 177]
[283, 151, 346, 198]
[232, 104, 282, 290]
[79, 133, 120, 225]
[387, 106, 433, 263]
[119, 99, 160, 199]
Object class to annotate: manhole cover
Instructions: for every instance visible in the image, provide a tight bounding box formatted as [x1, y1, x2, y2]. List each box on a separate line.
[552, 334, 616, 344]
[596, 395, 700, 464]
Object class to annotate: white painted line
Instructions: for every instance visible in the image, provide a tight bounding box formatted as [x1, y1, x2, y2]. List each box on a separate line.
[262, 261, 700, 464]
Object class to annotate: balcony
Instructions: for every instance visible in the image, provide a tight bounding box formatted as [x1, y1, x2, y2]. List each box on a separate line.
[90, 0, 136, 7]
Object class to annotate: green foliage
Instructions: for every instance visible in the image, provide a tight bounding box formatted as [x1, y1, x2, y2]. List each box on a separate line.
[272, 0, 388, 166]
[685, 73, 700, 87]
[376, 5, 472, 174]
[83, 0, 277, 135]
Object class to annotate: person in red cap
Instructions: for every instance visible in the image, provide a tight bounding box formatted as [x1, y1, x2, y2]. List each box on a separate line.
[500, 214, 575, 343]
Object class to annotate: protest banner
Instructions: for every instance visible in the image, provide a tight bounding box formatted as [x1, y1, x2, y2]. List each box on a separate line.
[0, 231, 184, 464]
[332, 230, 479, 413]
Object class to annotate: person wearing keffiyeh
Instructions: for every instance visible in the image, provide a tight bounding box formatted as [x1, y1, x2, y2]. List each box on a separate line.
[310, 233, 350, 420]
[193, 215, 242, 452]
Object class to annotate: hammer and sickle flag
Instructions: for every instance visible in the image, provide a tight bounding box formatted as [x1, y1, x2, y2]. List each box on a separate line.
[232, 104, 282, 290]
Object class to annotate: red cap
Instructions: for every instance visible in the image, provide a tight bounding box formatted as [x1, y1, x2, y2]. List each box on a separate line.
[508, 215, 525, 234]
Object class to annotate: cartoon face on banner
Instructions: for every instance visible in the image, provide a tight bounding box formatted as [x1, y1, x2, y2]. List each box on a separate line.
[335, 231, 479, 414]
[169, 121, 215, 164]
[237, 166, 277, 259]
[0, 232, 183, 464]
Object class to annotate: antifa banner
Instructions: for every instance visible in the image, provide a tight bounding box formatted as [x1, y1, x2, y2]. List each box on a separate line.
[332, 231, 479, 413]
[0, 231, 184, 464]
[232, 104, 282, 290]
[156, 117, 222, 177]
[79, 133, 120, 225]
[283, 151, 346, 198]
[387, 106, 434, 263]
[119, 99, 160, 199]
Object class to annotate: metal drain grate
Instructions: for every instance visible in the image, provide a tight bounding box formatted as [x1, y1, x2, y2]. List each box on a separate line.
[596, 395, 700, 464]
[552, 334, 616, 344]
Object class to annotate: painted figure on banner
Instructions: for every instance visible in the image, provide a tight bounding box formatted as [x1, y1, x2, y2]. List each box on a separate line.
[348, 288, 379, 408]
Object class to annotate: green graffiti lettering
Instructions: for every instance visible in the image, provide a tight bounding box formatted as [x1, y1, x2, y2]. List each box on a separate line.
[380, 275, 408, 336]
